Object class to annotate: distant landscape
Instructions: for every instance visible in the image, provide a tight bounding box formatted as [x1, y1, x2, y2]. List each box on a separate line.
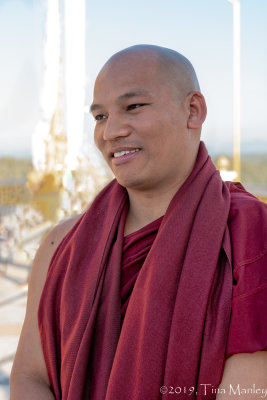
[211, 153, 267, 185]
[0, 157, 32, 182]
[239, 153, 267, 185]
[0, 154, 266, 185]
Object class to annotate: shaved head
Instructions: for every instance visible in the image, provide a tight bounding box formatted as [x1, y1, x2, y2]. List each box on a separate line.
[92, 43, 207, 195]
[97, 44, 200, 103]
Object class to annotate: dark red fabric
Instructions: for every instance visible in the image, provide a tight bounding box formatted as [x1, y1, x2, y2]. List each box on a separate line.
[121, 216, 163, 322]
[226, 185, 267, 356]
[38, 142, 235, 400]
[121, 206, 267, 359]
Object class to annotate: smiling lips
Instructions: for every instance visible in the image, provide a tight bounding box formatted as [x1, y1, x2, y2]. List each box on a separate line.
[110, 148, 141, 165]
[113, 149, 140, 158]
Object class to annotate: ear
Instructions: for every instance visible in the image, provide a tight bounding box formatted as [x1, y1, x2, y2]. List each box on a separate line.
[186, 92, 207, 129]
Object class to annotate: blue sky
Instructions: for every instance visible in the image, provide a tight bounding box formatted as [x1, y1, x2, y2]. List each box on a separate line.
[0, 0, 267, 157]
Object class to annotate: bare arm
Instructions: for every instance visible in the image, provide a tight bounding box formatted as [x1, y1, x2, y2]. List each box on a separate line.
[10, 215, 81, 399]
[216, 351, 267, 399]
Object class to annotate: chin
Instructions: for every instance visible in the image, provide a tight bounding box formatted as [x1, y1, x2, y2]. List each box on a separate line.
[116, 175, 155, 192]
[116, 177, 139, 189]
[114, 172, 139, 188]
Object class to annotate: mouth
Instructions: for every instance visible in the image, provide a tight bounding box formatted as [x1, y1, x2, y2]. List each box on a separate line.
[109, 147, 141, 165]
[113, 148, 140, 158]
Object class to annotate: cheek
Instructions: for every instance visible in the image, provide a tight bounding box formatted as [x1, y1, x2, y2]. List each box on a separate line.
[94, 129, 103, 151]
[150, 121, 174, 154]
[94, 130, 111, 164]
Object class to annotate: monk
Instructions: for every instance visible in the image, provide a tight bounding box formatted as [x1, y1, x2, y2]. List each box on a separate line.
[10, 45, 267, 399]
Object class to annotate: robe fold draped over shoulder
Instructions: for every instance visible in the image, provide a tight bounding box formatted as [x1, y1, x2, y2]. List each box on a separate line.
[121, 216, 163, 322]
[38, 142, 234, 399]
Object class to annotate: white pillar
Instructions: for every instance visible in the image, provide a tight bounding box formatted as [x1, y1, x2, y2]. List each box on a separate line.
[64, 0, 86, 170]
[32, 0, 61, 171]
[228, 0, 241, 181]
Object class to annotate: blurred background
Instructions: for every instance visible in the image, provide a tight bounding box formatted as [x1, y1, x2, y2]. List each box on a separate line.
[0, 0, 267, 398]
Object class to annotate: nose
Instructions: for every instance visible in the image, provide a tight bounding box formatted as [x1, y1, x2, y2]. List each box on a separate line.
[103, 113, 131, 141]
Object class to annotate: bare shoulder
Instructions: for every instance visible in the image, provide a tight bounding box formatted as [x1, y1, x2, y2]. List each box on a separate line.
[43, 214, 82, 254]
[27, 214, 81, 288]
[25, 213, 83, 307]
[10, 214, 82, 389]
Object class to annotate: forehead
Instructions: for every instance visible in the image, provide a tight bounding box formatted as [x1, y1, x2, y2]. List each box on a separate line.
[93, 54, 167, 100]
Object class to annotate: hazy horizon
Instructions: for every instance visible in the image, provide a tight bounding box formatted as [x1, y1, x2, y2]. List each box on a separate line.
[1, 0, 267, 158]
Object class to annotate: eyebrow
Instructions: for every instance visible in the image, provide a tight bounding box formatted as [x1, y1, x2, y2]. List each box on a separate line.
[90, 89, 152, 114]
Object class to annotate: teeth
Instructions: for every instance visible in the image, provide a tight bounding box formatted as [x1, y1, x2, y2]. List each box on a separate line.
[114, 149, 140, 158]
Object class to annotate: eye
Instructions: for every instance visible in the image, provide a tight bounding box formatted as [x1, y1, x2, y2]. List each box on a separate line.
[94, 114, 107, 121]
[127, 103, 147, 111]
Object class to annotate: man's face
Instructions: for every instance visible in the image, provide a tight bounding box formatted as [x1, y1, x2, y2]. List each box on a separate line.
[91, 54, 191, 192]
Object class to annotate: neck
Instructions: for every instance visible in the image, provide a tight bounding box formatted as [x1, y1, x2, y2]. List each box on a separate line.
[123, 141, 201, 236]
[124, 175, 186, 236]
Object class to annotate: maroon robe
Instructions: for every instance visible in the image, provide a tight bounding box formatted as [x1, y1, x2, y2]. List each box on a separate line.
[38, 142, 267, 399]
[121, 213, 267, 358]
[121, 216, 163, 322]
